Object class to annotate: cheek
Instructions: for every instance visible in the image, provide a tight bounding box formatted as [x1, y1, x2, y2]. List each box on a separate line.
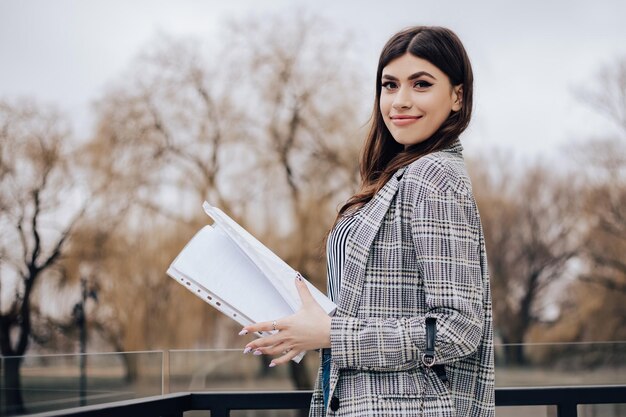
[379, 95, 390, 115]
[425, 94, 453, 121]
[379, 97, 393, 128]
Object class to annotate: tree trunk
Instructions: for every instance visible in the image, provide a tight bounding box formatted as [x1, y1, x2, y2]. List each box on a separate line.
[289, 360, 311, 417]
[501, 272, 537, 366]
[3, 356, 26, 416]
[502, 342, 526, 366]
[288, 360, 310, 390]
[121, 353, 139, 383]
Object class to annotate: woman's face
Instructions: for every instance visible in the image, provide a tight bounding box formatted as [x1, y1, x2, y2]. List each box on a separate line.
[379, 53, 462, 148]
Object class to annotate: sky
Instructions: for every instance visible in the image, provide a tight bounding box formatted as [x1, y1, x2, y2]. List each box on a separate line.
[1, 0, 625, 160]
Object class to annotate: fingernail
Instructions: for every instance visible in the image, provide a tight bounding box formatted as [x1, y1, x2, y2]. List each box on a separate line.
[253, 349, 262, 356]
[296, 273, 303, 282]
[243, 347, 252, 354]
[269, 362, 276, 368]
[238, 329, 248, 336]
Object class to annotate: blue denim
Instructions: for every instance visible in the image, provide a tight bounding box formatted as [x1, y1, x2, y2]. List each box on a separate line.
[321, 348, 332, 411]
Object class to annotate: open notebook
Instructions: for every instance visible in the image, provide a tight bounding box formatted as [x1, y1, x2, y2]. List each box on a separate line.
[167, 202, 337, 363]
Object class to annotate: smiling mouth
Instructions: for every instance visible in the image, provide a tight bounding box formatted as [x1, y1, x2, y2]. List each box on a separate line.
[390, 115, 422, 126]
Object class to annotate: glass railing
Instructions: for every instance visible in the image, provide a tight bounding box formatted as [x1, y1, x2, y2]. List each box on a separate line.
[167, 348, 320, 393]
[1, 342, 624, 415]
[0, 350, 163, 415]
[495, 341, 625, 387]
[168, 342, 626, 392]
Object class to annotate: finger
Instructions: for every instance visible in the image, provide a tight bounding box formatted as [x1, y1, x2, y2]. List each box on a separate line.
[269, 349, 302, 367]
[243, 333, 285, 353]
[295, 274, 315, 306]
[241, 319, 283, 335]
[260, 341, 293, 356]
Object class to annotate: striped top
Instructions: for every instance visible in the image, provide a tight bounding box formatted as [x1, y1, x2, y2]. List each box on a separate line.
[326, 213, 359, 303]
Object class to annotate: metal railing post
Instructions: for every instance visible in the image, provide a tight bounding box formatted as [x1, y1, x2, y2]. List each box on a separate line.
[210, 405, 230, 417]
[557, 402, 578, 417]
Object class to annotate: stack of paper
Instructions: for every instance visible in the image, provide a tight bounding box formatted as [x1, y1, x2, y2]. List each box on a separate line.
[167, 202, 337, 363]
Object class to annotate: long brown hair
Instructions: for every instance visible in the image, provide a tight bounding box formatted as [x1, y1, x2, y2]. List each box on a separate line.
[338, 26, 474, 218]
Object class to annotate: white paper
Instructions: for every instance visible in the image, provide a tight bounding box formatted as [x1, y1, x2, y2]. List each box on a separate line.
[168, 225, 293, 324]
[203, 202, 337, 316]
[167, 202, 337, 364]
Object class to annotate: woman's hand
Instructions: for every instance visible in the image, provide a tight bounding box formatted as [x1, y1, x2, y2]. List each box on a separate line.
[239, 275, 331, 367]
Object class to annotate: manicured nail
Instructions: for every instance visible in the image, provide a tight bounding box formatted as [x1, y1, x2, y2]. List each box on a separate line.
[243, 347, 252, 354]
[269, 362, 276, 368]
[238, 329, 248, 336]
[253, 349, 262, 356]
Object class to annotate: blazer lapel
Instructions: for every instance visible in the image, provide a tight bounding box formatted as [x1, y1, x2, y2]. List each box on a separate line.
[336, 166, 407, 318]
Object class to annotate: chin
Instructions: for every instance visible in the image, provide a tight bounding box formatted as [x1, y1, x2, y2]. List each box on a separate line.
[392, 136, 426, 147]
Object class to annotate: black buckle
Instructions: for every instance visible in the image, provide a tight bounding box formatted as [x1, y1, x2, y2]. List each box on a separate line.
[422, 317, 436, 367]
[423, 317, 448, 383]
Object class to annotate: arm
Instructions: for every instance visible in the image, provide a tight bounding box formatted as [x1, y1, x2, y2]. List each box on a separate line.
[330, 187, 484, 371]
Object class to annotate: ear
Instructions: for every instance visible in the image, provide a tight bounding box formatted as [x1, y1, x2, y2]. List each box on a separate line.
[451, 84, 463, 112]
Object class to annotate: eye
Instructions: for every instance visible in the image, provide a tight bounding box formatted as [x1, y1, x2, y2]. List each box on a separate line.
[381, 81, 398, 91]
[414, 80, 433, 89]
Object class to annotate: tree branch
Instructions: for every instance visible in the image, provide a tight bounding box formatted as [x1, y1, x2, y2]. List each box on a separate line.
[591, 253, 626, 275]
[29, 188, 42, 276]
[579, 274, 626, 293]
[16, 212, 29, 274]
[39, 204, 88, 273]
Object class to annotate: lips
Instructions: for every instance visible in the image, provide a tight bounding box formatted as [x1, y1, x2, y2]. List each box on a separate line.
[390, 115, 422, 126]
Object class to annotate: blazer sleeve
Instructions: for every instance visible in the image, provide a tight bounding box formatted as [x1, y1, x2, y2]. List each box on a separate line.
[329, 172, 484, 371]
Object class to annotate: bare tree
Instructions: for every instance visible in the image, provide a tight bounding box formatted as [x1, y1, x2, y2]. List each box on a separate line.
[580, 174, 626, 294]
[220, 12, 365, 388]
[87, 32, 249, 224]
[577, 58, 626, 134]
[81, 11, 366, 393]
[220, 11, 364, 281]
[0, 99, 87, 414]
[81, 32, 253, 358]
[551, 57, 626, 344]
[574, 57, 626, 295]
[455, 58, 626, 368]
[470, 157, 581, 364]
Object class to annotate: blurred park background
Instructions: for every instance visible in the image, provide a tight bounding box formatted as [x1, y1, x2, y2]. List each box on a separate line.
[0, 0, 625, 415]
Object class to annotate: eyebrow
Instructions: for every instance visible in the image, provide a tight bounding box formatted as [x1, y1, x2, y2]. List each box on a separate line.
[382, 71, 437, 81]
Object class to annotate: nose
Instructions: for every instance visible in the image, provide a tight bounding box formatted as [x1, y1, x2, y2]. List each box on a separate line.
[392, 86, 412, 110]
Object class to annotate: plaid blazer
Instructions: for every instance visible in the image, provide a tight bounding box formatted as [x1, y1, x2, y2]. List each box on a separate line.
[309, 140, 495, 417]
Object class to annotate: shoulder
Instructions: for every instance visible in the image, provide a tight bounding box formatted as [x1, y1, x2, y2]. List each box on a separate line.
[401, 151, 482, 229]
[402, 150, 472, 197]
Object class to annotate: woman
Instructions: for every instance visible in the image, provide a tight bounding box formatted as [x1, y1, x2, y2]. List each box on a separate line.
[240, 26, 495, 417]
